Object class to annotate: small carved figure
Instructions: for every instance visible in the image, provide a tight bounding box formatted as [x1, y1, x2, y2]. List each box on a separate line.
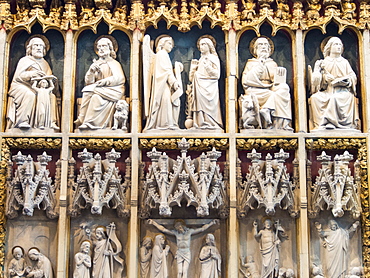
[25, 248, 53, 278]
[285, 268, 295, 278]
[73, 241, 91, 278]
[140, 237, 153, 278]
[148, 219, 219, 278]
[240, 256, 259, 278]
[308, 37, 359, 131]
[275, 0, 290, 21]
[348, 267, 362, 278]
[341, 0, 356, 20]
[74, 37, 126, 130]
[240, 37, 292, 131]
[8, 246, 26, 278]
[307, 0, 321, 21]
[241, 0, 256, 21]
[315, 220, 360, 278]
[150, 234, 170, 278]
[253, 219, 288, 278]
[112, 99, 129, 130]
[311, 264, 324, 278]
[199, 234, 221, 278]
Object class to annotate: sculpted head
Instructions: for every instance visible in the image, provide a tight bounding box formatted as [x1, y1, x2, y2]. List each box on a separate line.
[12, 246, 23, 260]
[263, 219, 273, 230]
[28, 247, 40, 261]
[205, 233, 215, 246]
[80, 240, 91, 254]
[323, 37, 343, 58]
[95, 227, 107, 240]
[154, 234, 165, 248]
[97, 37, 116, 59]
[26, 37, 46, 58]
[156, 36, 174, 53]
[198, 37, 217, 55]
[142, 236, 153, 249]
[328, 220, 338, 231]
[254, 37, 271, 59]
[174, 219, 186, 233]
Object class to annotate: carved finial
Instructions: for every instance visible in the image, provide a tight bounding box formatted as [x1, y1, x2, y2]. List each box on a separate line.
[147, 147, 162, 161]
[207, 147, 221, 162]
[37, 152, 52, 166]
[106, 148, 121, 163]
[247, 149, 262, 163]
[13, 151, 26, 165]
[78, 148, 93, 163]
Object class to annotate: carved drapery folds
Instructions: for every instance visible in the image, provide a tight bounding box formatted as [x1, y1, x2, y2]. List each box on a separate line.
[68, 148, 130, 217]
[308, 151, 361, 219]
[6, 151, 60, 219]
[140, 138, 228, 218]
[237, 149, 299, 218]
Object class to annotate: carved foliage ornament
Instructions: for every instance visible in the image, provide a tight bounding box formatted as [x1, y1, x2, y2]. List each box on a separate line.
[237, 149, 299, 218]
[140, 138, 228, 218]
[68, 148, 130, 217]
[6, 151, 60, 219]
[308, 150, 361, 219]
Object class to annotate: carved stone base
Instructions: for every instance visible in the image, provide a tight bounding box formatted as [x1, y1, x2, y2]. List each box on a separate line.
[74, 128, 129, 134]
[240, 128, 294, 134]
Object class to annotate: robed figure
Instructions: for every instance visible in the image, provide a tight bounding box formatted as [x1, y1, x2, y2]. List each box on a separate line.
[199, 234, 221, 278]
[150, 234, 170, 278]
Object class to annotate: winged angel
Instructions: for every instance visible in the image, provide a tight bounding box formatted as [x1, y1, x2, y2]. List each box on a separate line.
[143, 34, 184, 132]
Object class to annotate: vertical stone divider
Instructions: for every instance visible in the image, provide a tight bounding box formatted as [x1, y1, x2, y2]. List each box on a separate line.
[362, 30, 370, 133]
[56, 29, 74, 278]
[295, 30, 307, 133]
[226, 28, 238, 278]
[0, 28, 7, 130]
[126, 28, 142, 277]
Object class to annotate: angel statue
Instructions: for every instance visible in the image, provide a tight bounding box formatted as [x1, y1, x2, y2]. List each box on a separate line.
[308, 37, 360, 131]
[142, 34, 184, 132]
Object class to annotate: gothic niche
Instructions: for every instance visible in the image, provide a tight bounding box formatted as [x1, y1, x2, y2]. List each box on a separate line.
[237, 149, 299, 218]
[307, 151, 361, 219]
[6, 151, 60, 219]
[68, 148, 131, 217]
[140, 138, 228, 218]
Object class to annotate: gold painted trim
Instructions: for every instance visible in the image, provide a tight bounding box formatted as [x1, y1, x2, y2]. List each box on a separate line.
[69, 138, 131, 150]
[139, 138, 229, 151]
[236, 138, 298, 151]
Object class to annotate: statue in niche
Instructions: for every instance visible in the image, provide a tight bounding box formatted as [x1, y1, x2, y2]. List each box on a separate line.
[185, 36, 223, 131]
[308, 37, 359, 131]
[148, 219, 219, 278]
[74, 36, 127, 131]
[6, 35, 60, 131]
[253, 219, 288, 278]
[239, 256, 259, 278]
[25, 247, 53, 278]
[142, 34, 184, 132]
[240, 37, 292, 131]
[92, 223, 124, 278]
[150, 234, 170, 278]
[8, 246, 26, 278]
[140, 237, 153, 278]
[315, 220, 360, 278]
[73, 240, 92, 278]
[199, 234, 221, 278]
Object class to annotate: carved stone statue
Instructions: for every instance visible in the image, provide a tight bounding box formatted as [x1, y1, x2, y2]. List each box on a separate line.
[186, 36, 223, 131]
[92, 223, 124, 278]
[148, 219, 219, 278]
[199, 234, 221, 278]
[240, 37, 292, 131]
[143, 34, 183, 132]
[73, 241, 91, 278]
[6, 36, 59, 131]
[240, 256, 259, 278]
[253, 219, 288, 278]
[315, 220, 360, 278]
[140, 237, 153, 278]
[8, 246, 26, 278]
[150, 234, 170, 278]
[74, 36, 127, 131]
[25, 248, 53, 278]
[308, 37, 359, 131]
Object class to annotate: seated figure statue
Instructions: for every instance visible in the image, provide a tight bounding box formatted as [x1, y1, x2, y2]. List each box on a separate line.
[308, 37, 360, 131]
[240, 36, 292, 131]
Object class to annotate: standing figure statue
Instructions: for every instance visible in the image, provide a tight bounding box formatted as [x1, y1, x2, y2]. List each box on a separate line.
[6, 36, 59, 131]
[150, 234, 170, 278]
[140, 236, 153, 278]
[240, 36, 292, 131]
[186, 36, 223, 131]
[73, 240, 91, 278]
[8, 246, 26, 278]
[143, 34, 184, 132]
[308, 37, 359, 131]
[92, 223, 124, 278]
[24, 247, 53, 278]
[315, 220, 360, 278]
[148, 219, 219, 278]
[253, 219, 288, 278]
[199, 234, 221, 278]
[74, 36, 127, 130]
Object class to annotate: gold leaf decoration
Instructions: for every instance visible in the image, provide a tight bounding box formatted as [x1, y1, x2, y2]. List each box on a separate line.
[140, 138, 228, 151]
[69, 139, 131, 150]
[236, 138, 298, 151]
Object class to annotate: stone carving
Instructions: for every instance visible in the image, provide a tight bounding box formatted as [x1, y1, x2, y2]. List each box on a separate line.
[308, 37, 360, 131]
[92, 223, 124, 278]
[308, 151, 361, 219]
[143, 34, 183, 132]
[68, 148, 130, 217]
[315, 220, 360, 278]
[199, 234, 221, 278]
[150, 234, 170, 278]
[311, 264, 324, 278]
[6, 151, 60, 219]
[74, 36, 127, 131]
[140, 237, 152, 278]
[140, 138, 227, 218]
[253, 219, 288, 278]
[239, 256, 259, 278]
[25, 247, 53, 278]
[6, 35, 60, 131]
[240, 37, 292, 131]
[8, 246, 26, 278]
[185, 36, 223, 131]
[112, 99, 129, 130]
[73, 240, 91, 278]
[148, 219, 219, 278]
[237, 149, 299, 218]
